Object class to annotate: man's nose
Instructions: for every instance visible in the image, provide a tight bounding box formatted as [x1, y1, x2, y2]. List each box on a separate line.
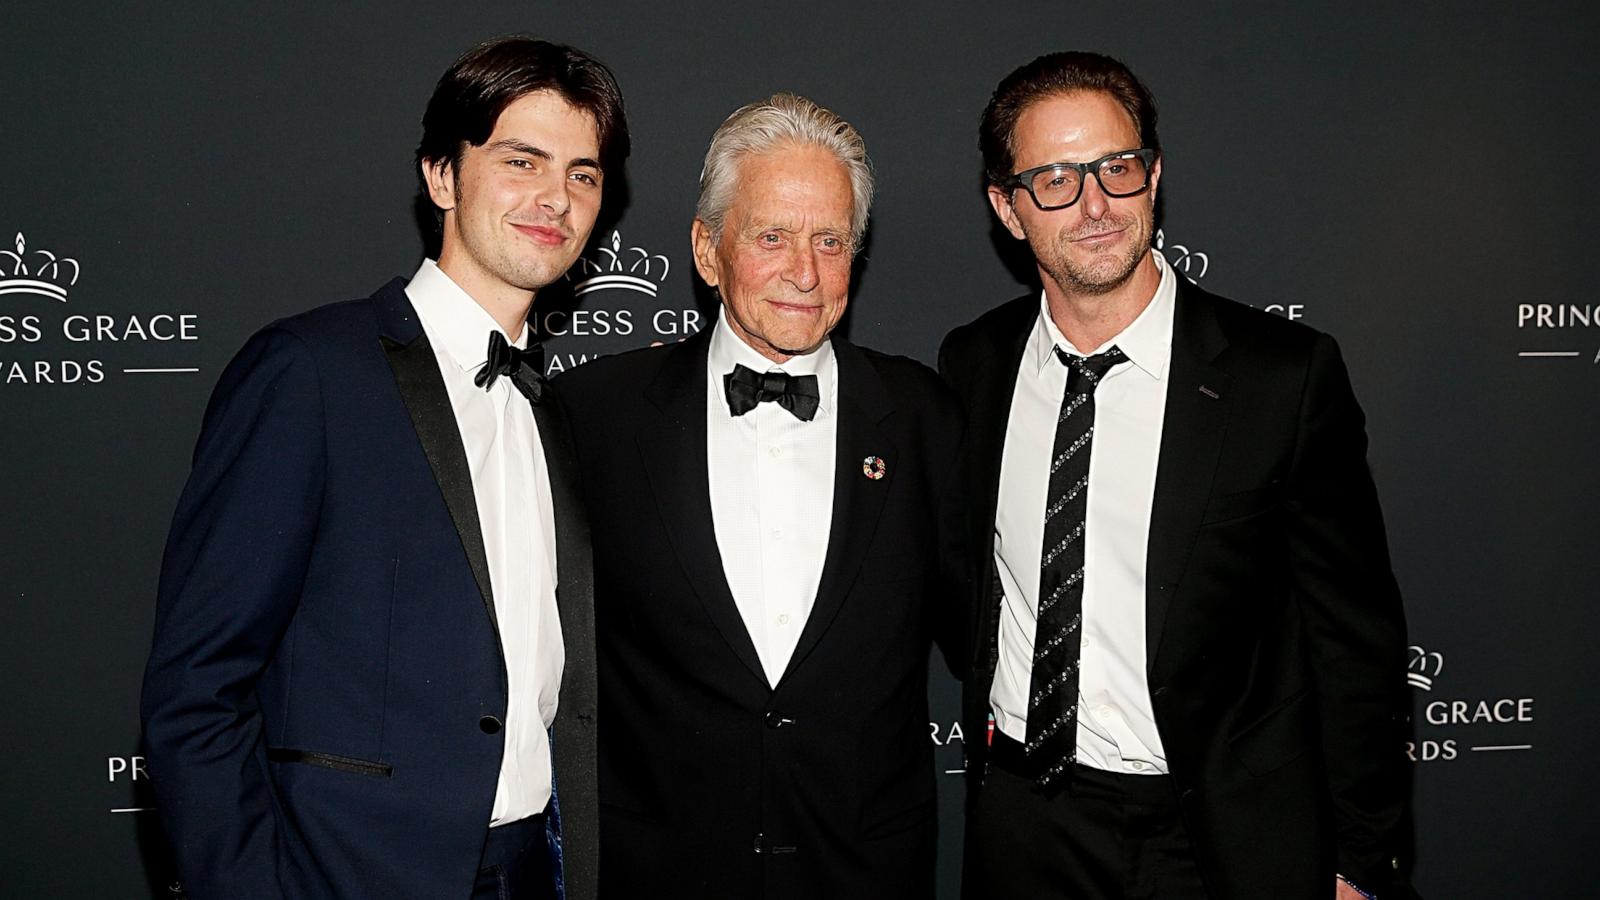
[1077, 172, 1110, 220]
[784, 244, 820, 292]
[534, 171, 571, 216]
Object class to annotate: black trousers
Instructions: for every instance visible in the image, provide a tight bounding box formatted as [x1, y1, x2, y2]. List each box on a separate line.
[965, 733, 1210, 900]
[474, 813, 557, 900]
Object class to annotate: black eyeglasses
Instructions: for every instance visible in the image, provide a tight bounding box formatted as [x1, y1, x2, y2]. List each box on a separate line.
[1004, 149, 1157, 211]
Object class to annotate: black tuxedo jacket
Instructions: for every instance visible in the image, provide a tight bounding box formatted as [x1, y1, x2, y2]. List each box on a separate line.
[939, 280, 1416, 899]
[557, 327, 964, 900]
[141, 279, 598, 900]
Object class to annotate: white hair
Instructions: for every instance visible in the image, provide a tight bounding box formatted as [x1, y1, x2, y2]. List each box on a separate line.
[695, 92, 874, 251]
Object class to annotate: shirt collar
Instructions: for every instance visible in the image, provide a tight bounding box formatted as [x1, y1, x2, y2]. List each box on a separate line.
[708, 305, 837, 417]
[404, 259, 528, 374]
[1030, 248, 1176, 381]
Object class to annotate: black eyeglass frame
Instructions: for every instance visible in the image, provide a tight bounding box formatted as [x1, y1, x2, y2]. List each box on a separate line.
[1004, 148, 1158, 211]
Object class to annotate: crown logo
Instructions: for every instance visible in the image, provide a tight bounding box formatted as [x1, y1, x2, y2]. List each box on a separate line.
[567, 230, 669, 297]
[1155, 229, 1208, 283]
[0, 233, 79, 302]
[1407, 645, 1445, 690]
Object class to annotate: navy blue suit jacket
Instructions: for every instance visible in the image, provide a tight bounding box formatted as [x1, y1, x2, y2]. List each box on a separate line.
[141, 279, 597, 900]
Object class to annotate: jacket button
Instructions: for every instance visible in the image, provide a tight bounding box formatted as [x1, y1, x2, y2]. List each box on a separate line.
[479, 715, 503, 734]
[764, 711, 790, 729]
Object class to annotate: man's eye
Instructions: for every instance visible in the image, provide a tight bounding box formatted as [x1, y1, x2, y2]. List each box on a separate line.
[508, 158, 534, 170]
[570, 172, 599, 186]
[760, 233, 782, 245]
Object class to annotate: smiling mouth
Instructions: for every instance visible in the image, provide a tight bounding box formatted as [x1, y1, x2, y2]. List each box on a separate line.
[511, 223, 568, 246]
[1072, 227, 1126, 244]
[768, 300, 823, 314]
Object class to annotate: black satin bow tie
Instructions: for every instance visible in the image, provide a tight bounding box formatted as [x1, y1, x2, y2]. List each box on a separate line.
[725, 364, 820, 421]
[474, 331, 546, 403]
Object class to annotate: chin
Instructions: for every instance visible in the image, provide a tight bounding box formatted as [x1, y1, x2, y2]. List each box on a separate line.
[759, 330, 819, 356]
[509, 262, 570, 293]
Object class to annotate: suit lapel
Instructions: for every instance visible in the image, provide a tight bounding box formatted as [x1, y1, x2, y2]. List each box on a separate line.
[638, 330, 768, 686]
[777, 338, 897, 688]
[1145, 281, 1233, 676]
[374, 279, 504, 657]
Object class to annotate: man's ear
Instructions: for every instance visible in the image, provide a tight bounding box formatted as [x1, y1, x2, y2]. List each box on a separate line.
[421, 158, 457, 212]
[690, 219, 721, 288]
[1148, 156, 1162, 206]
[986, 185, 1027, 240]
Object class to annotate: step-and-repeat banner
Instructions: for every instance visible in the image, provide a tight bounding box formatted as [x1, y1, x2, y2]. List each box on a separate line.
[4, 3, 1595, 897]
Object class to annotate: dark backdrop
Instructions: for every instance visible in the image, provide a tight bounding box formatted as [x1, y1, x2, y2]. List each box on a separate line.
[3, 2, 1596, 897]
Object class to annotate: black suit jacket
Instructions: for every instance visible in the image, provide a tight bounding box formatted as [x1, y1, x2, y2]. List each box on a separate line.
[557, 327, 964, 900]
[939, 280, 1415, 899]
[140, 279, 598, 900]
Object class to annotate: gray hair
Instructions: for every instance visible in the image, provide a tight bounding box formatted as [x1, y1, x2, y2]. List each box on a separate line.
[695, 92, 874, 252]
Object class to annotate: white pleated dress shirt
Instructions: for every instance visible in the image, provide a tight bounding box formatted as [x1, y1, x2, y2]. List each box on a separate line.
[990, 250, 1177, 774]
[406, 259, 563, 824]
[705, 309, 838, 687]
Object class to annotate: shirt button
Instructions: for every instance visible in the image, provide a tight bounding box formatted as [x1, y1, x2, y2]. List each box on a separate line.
[1096, 706, 1114, 720]
[1131, 761, 1146, 770]
[768, 446, 782, 457]
[777, 614, 790, 625]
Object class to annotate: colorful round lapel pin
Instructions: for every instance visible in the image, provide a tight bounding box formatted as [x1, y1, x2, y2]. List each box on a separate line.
[862, 455, 887, 480]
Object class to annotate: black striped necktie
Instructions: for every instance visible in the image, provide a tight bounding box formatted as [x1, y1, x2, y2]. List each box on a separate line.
[1024, 344, 1126, 792]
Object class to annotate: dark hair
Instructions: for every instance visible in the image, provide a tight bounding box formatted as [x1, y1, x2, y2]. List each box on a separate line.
[416, 36, 630, 198]
[979, 51, 1159, 187]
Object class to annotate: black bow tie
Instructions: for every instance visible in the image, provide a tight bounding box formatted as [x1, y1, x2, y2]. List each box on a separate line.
[474, 331, 545, 403]
[725, 364, 820, 421]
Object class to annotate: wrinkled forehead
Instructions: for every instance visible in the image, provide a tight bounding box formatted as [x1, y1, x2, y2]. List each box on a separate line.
[728, 144, 855, 229]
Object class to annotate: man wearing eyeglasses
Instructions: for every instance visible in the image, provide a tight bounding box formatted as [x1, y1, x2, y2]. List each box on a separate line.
[940, 52, 1416, 899]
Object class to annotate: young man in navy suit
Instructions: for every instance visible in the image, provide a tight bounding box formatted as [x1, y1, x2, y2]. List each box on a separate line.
[942, 52, 1416, 900]
[140, 37, 627, 900]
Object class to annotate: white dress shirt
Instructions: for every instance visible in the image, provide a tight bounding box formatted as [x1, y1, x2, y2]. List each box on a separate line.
[705, 309, 838, 687]
[405, 259, 563, 824]
[990, 250, 1177, 774]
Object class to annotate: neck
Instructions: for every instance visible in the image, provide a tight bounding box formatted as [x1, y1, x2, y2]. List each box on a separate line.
[436, 251, 536, 341]
[1042, 252, 1160, 352]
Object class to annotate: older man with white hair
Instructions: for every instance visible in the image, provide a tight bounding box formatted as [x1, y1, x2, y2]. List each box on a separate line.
[557, 93, 966, 900]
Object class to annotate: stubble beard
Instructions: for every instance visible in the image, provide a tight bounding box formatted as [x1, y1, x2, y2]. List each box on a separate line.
[480, 234, 584, 295]
[1033, 212, 1151, 298]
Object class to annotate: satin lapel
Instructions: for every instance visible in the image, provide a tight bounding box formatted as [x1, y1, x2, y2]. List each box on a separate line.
[1145, 282, 1233, 677]
[777, 338, 896, 688]
[532, 386, 596, 716]
[375, 280, 502, 651]
[639, 331, 767, 686]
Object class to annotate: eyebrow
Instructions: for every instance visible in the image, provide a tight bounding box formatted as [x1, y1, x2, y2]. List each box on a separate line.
[486, 139, 602, 172]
